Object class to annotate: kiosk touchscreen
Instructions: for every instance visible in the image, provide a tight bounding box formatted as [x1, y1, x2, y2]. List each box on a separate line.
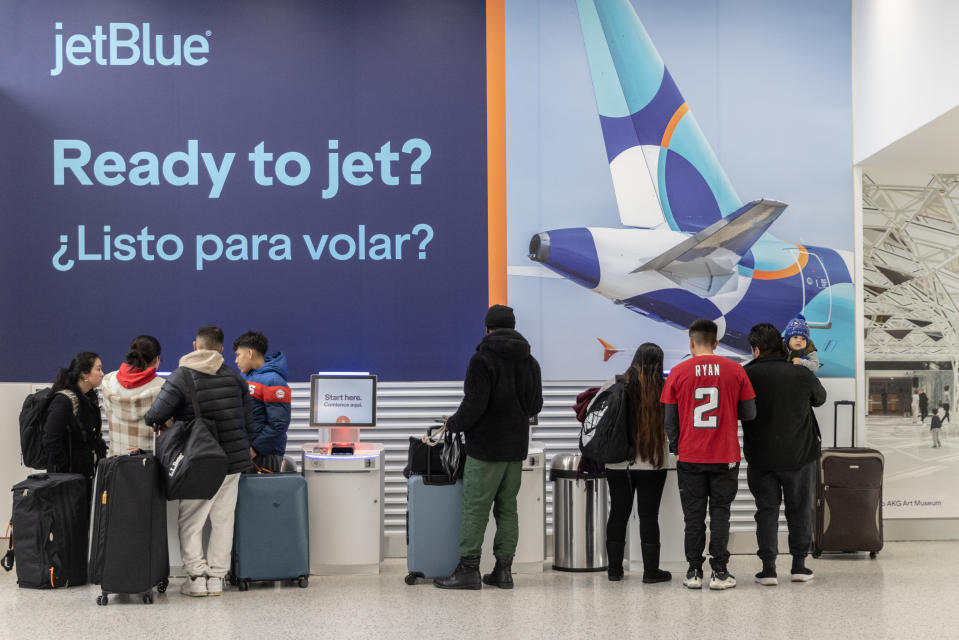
[309, 374, 377, 454]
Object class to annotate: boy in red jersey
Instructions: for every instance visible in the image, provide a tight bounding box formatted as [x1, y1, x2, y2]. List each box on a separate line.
[662, 319, 756, 590]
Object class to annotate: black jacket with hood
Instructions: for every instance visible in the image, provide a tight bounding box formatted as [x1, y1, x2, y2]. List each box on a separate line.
[43, 387, 105, 482]
[741, 355, 827, 471]
[144, 350, 254, 475]
[446, 329, 543, 462]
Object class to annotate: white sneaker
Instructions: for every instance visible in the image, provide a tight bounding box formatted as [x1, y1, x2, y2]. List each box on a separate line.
[180, 576, 208, 597]
[790, 567, 815, 582]
[709, 569, 737, 590]
[682, 565, 703, 589]
[206, 576, 223, 596]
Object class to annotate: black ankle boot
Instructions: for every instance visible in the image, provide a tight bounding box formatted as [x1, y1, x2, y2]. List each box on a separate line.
[482, 555, 514, 589]
[434, 556, 482, 590]
[641, 542, 672, 583]
[606, 540, 625, 581]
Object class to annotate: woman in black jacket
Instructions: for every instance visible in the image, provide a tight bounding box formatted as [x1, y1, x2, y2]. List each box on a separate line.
[43, 352, 107, 493]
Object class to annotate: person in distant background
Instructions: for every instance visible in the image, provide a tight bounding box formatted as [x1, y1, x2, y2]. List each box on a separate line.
[930, 408, 943, 448]
[941, 385, 950, 425]
[919, 389, 929, 423]
[101, 335, 165, 455]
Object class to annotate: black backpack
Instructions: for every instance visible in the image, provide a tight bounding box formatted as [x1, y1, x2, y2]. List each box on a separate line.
[19, 388, 77, 470]
[579, 377, 634, 464]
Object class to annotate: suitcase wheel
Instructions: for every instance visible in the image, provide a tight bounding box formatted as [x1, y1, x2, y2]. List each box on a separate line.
[812, 552, 821, 559]
[297, 576, 309, 588]
[238, 580, 250, 592]
[96, 594, 108, 606]
[142, 593, 153, 605]
[870, 551, 878, 559]
[405, 572, 421, 586]
[157, 579, 168, 594]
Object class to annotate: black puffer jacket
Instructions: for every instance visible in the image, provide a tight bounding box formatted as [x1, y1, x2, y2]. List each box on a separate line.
[144, 350, 254, 475]
[446, 329, 543, 462]
[43, 387, 105, 483]
[742, 356, 827, 471]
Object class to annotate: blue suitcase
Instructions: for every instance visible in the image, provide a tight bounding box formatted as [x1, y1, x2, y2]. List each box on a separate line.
[231, 473, 310, 590]
[405, 475, 462, 584]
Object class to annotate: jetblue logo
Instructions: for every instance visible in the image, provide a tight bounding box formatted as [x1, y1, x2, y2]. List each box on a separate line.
[51, 22, 211, 77]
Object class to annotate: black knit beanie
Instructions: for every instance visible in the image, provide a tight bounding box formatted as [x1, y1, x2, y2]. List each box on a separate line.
[485, 304, 515, 330]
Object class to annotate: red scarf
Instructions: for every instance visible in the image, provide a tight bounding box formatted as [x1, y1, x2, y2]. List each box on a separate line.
[117, 363, 158, 389]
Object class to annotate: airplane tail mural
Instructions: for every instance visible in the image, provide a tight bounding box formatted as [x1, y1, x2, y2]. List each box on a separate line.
[528, 0, 855, 377]
[577, 0, 740, 232]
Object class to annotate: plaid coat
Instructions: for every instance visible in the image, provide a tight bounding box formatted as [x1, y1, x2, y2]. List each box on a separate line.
[101, 372, 165, 455]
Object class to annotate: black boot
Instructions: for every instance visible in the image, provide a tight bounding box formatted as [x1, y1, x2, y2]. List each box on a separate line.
[606, 540, 625, 581]
[434, 556, 482, 590]
[641, 543, 672, 583]
[482, 555, 514, 589]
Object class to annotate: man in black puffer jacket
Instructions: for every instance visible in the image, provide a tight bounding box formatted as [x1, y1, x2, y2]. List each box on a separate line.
[435, 305, 542, 591]
[144, 325, 254, 598]
[742, 323, 827, 587]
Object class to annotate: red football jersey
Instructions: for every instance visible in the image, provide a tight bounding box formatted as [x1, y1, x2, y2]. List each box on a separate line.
[661, 354, 755, 463]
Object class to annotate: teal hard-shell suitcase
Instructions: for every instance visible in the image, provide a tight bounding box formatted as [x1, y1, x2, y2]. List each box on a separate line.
[231, 472, 310, 589]
[405, 475, 462, 584]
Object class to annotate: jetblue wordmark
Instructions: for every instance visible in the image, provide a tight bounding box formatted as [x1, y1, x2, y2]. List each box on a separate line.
[51, 22, 210, 76]
[53, 138, 432, 198]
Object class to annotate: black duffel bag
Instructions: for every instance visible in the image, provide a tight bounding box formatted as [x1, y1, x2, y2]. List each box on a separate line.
[403, 425, 465, 485]
[155, 372, 228, 500]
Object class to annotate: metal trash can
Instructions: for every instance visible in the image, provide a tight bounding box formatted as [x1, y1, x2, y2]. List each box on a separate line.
[550, 454, 608, 571]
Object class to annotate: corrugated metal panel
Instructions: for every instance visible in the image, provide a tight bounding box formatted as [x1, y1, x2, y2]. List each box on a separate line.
[284, 381, 779, 535]
[102, 380, 781, 537]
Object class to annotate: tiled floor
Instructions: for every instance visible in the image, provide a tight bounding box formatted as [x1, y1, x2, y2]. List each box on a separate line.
[0, 542, 955, 640]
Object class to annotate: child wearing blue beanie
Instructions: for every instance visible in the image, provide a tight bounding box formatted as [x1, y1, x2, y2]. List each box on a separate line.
[783, 314, 820, 372]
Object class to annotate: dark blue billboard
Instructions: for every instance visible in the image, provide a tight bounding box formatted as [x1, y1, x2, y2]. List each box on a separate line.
[0, 0, 489, 381]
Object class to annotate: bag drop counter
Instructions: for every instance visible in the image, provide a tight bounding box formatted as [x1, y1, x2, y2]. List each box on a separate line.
[303, 443, 385, 575]
[480, 443, 546, 575]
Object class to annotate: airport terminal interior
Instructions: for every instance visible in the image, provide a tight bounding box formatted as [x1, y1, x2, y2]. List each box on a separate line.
[4, 0, 959, 638]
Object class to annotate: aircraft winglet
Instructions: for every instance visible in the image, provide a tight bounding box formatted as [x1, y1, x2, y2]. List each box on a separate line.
[632, 199, 787, 279]
[597, 338, 622, 362]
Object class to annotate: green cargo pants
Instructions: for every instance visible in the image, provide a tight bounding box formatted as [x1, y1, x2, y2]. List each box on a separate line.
[459, 456, 522, 558]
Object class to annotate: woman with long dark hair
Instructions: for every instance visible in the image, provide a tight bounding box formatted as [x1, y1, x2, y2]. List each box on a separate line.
[101, 335, 165, 455]
[43, 352, 107, 491]
[602, 343, 671, 582]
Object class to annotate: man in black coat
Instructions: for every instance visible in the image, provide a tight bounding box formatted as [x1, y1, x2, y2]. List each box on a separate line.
[741, 323, 827, 587]
[144, 325, 254, 598]
[435, 305, 543, 590]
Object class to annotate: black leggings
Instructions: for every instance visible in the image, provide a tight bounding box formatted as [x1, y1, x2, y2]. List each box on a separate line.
[605, 468, 668, 546]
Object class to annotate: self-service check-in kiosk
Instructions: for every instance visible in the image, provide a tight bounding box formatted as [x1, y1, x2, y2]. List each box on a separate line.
[303, 373, 384, 575]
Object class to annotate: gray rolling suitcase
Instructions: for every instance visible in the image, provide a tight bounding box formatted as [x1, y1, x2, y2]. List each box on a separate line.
[405, 475, 462, 584]
[813, 400, 884, 558]
[231, 471, 310, 590]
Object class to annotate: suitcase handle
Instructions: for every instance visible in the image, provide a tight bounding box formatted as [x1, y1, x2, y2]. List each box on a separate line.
[834, 400, 855, 447]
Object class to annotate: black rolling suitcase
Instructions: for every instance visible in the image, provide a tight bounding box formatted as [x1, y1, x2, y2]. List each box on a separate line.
[812, 400, 884, 558]
[1, 473, 89, 588]
[88, 452, 169, 605]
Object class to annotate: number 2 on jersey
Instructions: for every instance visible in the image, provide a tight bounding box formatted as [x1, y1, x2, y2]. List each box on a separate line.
[693, 386, 719, 428]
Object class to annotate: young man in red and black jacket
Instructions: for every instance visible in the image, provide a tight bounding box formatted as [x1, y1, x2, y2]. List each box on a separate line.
[233, 331, 292, 471]
[662, 319, 756, 591]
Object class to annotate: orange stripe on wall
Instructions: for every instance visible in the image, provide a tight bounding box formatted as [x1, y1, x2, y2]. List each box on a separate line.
[752, 245, 810, 280]
[660, 103, 689, 148]
[487, 0, 508, 306]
